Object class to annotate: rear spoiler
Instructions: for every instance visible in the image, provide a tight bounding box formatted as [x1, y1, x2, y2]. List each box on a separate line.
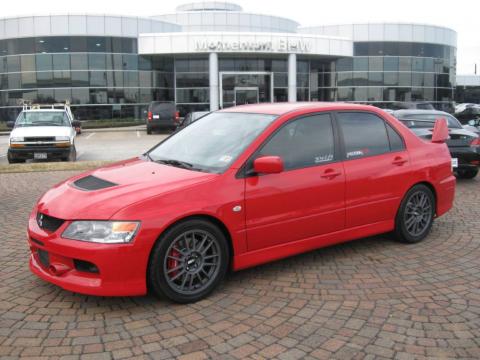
[431, 118, 449, 144]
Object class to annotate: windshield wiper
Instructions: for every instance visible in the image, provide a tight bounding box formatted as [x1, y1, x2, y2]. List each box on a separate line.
[155, 159, 195, 169]
[31, 122, 61, 126]
[154, 158, 210, 173]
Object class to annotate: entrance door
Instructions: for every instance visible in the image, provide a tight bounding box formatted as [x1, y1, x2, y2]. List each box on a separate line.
[234, 87, 259, 106]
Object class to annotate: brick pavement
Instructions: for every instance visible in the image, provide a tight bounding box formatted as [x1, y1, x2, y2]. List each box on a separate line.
[0, 171, 479, 359]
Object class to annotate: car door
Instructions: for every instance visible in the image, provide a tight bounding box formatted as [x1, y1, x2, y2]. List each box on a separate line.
[244, 113, 346, 251]
[336, 111, 412, 228]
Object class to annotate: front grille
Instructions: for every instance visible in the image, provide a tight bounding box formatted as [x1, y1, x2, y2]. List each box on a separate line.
[24, 143, 55, 147]
[37, 212, 65, 232]
[37, 249, 50, 268]
[73, 175, 117, 191]
[24, 137, 55, 142]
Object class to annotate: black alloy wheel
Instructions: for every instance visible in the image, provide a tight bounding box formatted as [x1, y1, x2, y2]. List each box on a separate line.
[149, 219, 229, 303]
[394, 184, 435, 243]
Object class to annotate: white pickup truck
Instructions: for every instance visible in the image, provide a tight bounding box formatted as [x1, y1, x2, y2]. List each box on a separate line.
[7, 103, 79, 164]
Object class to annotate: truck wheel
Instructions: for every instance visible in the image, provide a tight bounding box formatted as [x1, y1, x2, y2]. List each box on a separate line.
[68, 146, 77, 162]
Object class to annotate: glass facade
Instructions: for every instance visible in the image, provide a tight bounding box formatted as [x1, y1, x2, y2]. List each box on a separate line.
[312, 42, 456, 109]
[0, 36, 457, 121]
[0, 36, 174, 121]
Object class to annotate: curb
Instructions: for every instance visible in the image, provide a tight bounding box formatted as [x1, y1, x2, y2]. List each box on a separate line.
[0, 160, 114, 174]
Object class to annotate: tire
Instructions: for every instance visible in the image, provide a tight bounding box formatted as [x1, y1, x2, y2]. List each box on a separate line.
[7, 155, 25, 164]
[68, 146, 77, 162]
[394, 184, 435, 244]
[146, 126, 152, 135]
[63, 146, 76, 162]
[148, 218, 229, 303]
[456, 168, 478, 179]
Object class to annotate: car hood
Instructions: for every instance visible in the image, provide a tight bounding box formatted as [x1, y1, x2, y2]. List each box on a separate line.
[11, 126, 72, 138]
[37, 158, 217, 220]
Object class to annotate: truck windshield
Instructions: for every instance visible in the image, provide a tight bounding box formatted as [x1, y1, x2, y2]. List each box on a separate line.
[148, 112, 277, 173]
[16, 112, 70, 127]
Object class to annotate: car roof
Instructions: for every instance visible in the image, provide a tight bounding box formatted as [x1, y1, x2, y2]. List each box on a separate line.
[218, 102, 380, 115]
[393, 109, 451, 117]
[22, 109, 66, 112]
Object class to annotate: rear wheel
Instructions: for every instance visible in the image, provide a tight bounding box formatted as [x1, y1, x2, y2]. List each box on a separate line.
[146, 126, 152, 135]
[394, 184, 435, 243]
[148, 219, 229, 303]
[456, 168, 478, 179]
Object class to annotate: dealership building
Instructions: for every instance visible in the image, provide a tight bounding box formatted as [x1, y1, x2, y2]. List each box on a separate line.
[0, 1, 459, 121]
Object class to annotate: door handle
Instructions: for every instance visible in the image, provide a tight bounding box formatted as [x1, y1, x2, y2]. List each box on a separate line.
[392, 156, 408, 166]
[321, 168, 342, 179]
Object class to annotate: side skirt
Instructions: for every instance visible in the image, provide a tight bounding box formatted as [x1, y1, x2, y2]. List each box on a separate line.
[232, 220, 394, 271]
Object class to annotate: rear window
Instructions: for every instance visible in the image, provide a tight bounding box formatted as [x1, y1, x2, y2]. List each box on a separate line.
[149, 102, 175, 113]
[399, 114, 462, 129]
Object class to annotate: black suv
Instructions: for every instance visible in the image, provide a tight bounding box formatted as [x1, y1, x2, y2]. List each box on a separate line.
[392, 110, 480, 179]
[146, 102, 179, 134]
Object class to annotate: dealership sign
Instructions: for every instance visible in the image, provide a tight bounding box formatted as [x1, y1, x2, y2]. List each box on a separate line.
[195, 39, 312, 53]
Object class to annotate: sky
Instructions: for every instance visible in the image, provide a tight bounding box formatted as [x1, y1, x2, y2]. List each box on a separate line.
[1, 0, 479, 74]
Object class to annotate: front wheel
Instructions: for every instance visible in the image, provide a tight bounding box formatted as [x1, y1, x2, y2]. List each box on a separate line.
[456, 168, 478, 179]
[394, 184, 435, 244]
[148, 219, 229, 303]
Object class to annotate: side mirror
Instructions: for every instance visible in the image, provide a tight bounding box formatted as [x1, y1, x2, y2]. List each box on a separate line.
[253, 156, 284, 174]
[468, 120, 476, 126]
[431, 118, 449, 144]
[6, 121, 14, 128]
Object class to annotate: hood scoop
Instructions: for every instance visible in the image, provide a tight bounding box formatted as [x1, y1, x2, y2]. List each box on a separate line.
[73, 175, 118, 191]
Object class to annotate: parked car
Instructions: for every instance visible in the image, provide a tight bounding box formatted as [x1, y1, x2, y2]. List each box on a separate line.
[455, 103, 480, 124]
[7, 103, 78, 163]
[177, 111, 210, 129]
[146, 102, 180, 134]
[28, 103, 455, 303]
[389, 101, 436, 111]
[392, 110, 480, 179]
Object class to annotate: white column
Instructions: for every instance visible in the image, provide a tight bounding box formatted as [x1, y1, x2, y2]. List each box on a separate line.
[288, 53, 297, 102]
[209, 52, 219, 111]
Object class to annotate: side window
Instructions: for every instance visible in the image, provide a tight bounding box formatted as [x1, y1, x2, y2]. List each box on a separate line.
[386, 123, 405, 152]
[259, 114, 335, 171]
[337, 112, 390, 159]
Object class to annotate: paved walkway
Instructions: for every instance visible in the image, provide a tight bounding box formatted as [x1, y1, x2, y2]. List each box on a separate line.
[0, 171, 479, 359]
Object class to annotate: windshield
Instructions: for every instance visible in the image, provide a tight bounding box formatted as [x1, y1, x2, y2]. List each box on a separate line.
[15, 111, 70, 127]
[148, 112, 277, 173]
[399, 113, 462, 129]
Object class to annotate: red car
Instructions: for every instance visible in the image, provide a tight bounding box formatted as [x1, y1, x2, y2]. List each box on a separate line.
[28, 103, 455, 303]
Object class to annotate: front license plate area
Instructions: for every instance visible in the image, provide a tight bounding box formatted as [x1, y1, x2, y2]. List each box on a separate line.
[37, 249, 50, 268]
[34, 152, 47, 160]
[451, 158, 458, 168]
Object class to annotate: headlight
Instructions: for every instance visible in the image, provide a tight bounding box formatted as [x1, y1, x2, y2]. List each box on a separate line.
[55, 136, 70, 141]
[62, 221, 140, 244]
[10, 136, 24, 142]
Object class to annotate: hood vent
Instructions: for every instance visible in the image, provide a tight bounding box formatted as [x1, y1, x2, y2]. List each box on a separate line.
[73, 175, 118, 191]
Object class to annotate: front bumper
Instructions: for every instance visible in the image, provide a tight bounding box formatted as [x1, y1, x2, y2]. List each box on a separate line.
[9, 146, 73, 160]
[27, 212, 148, 297]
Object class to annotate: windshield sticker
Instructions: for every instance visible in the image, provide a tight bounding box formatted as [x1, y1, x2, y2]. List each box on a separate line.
[218, 155, 233, 163]
[315, 154, 334, 163]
